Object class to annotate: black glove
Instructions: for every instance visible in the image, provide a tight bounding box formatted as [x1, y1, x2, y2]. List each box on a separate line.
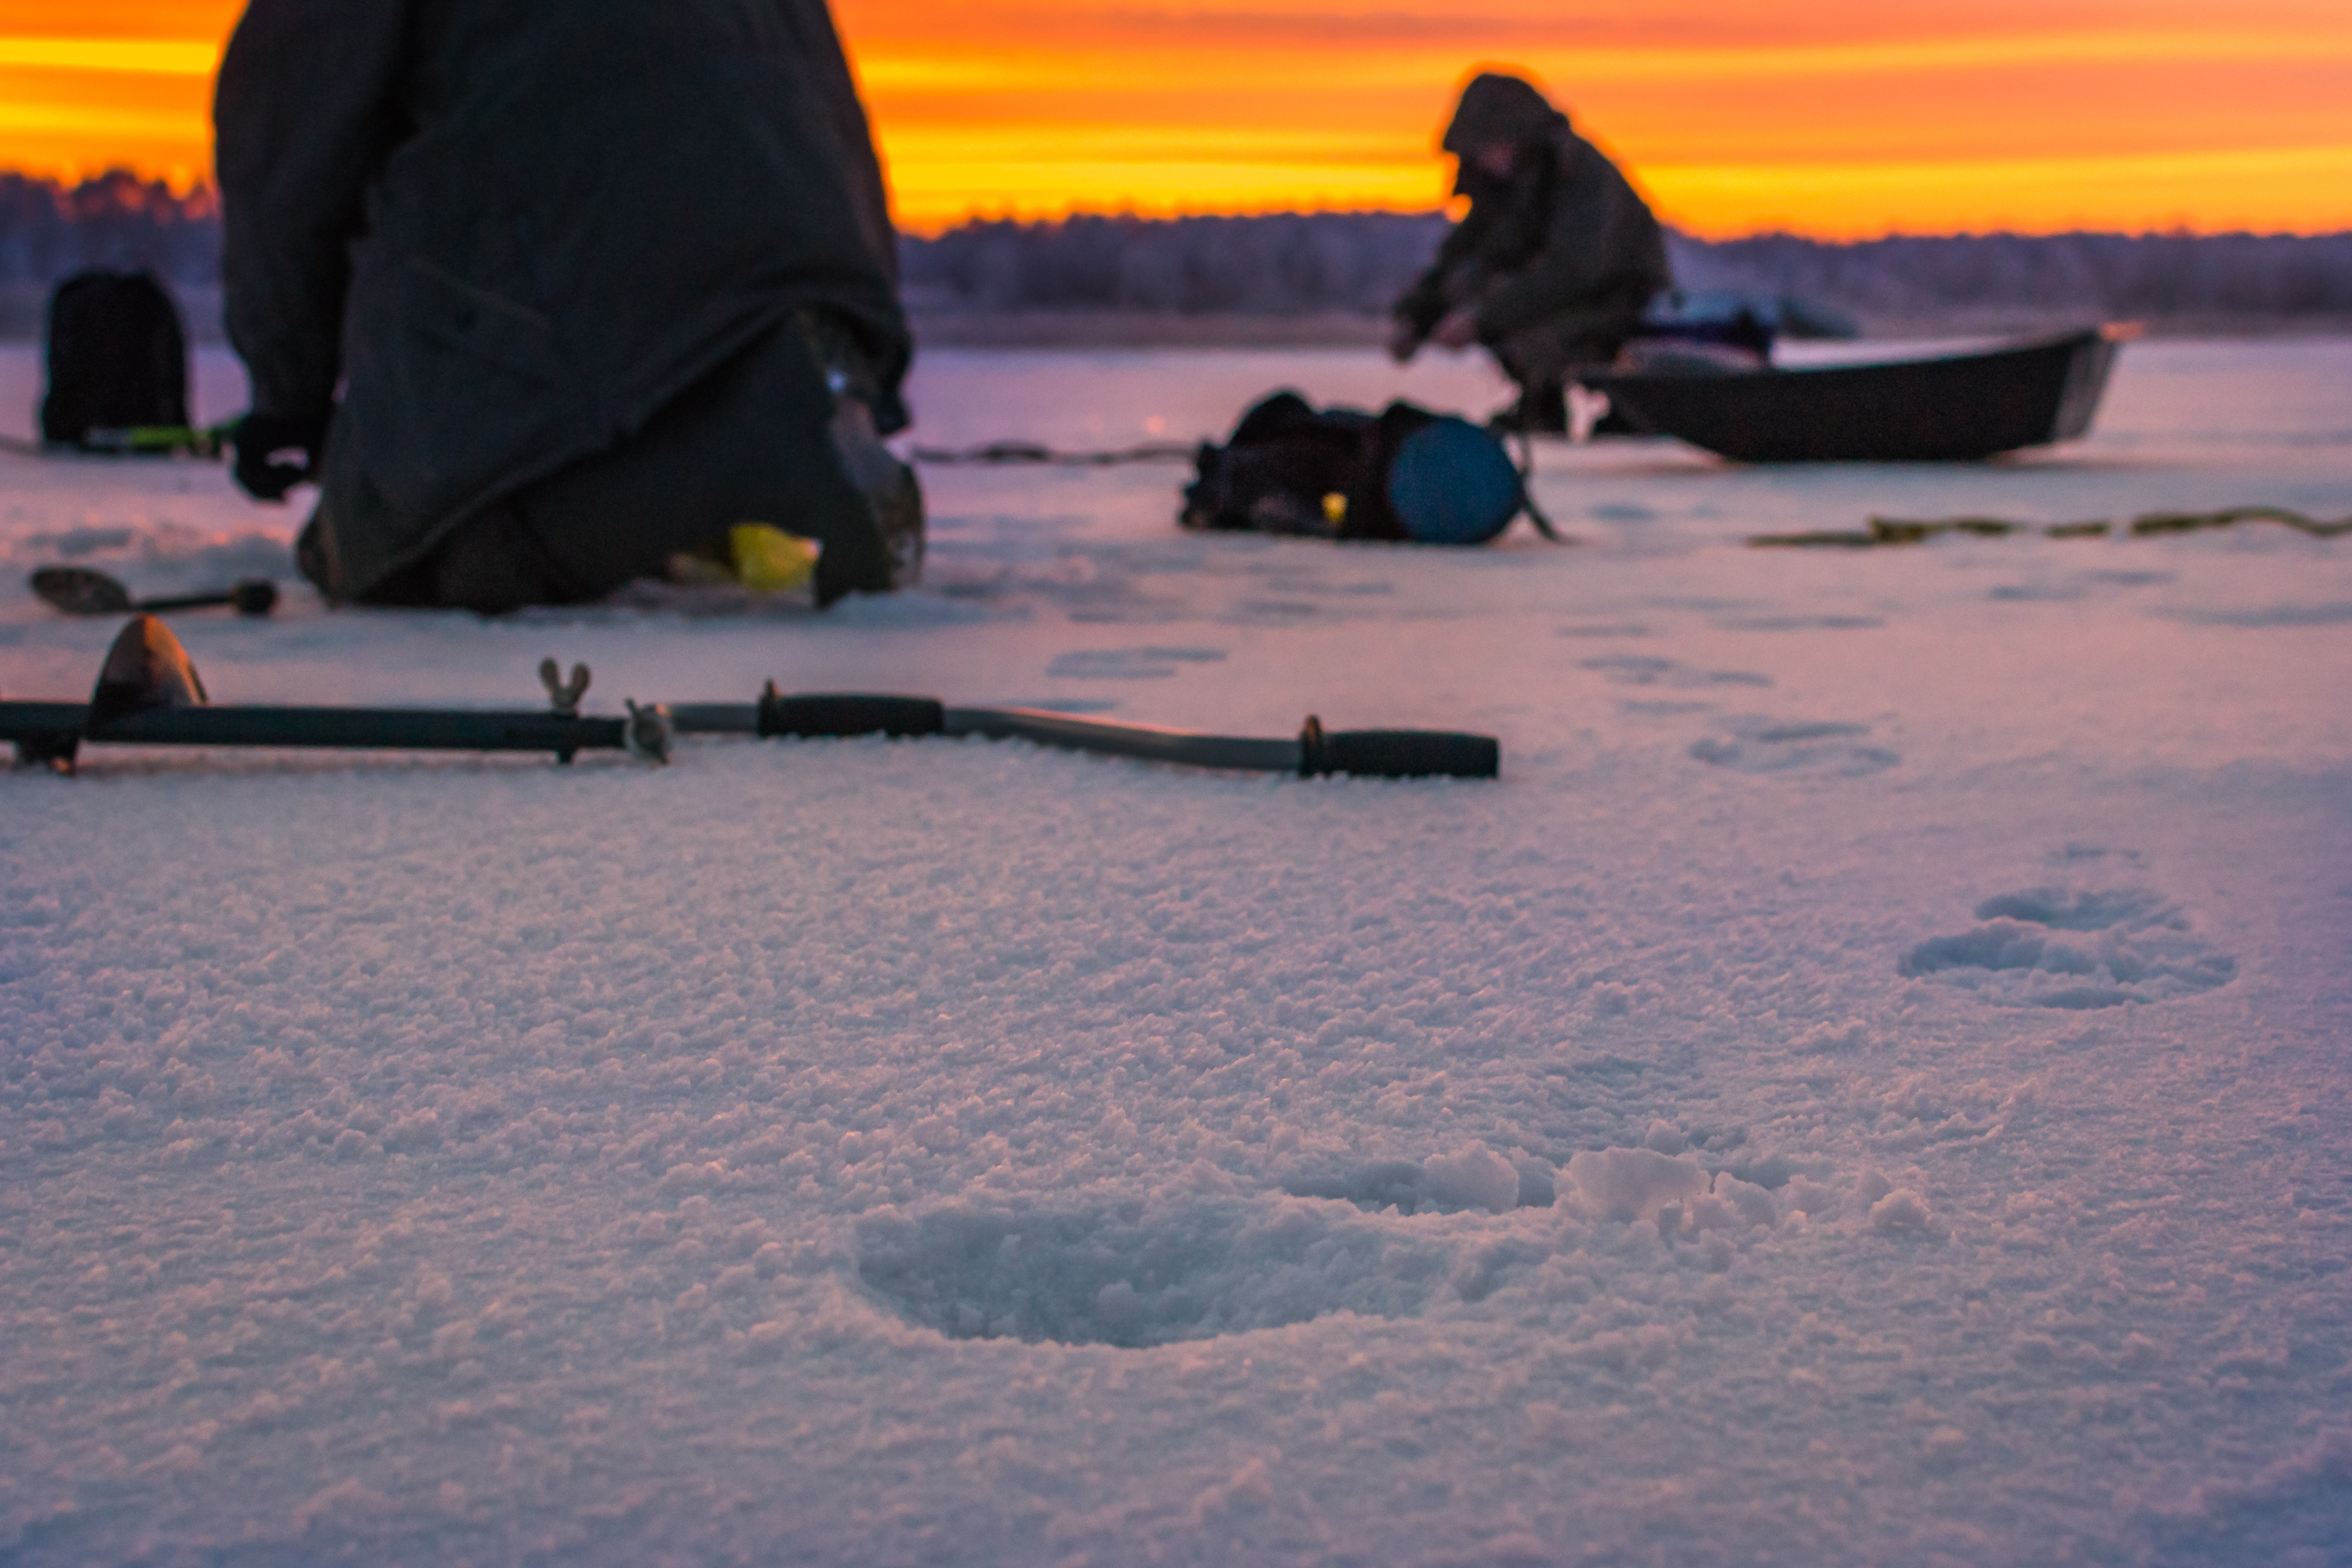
[231, 410, 329, 502]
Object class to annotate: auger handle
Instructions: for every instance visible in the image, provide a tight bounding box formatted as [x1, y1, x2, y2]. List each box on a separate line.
[138, 580, 279, 617]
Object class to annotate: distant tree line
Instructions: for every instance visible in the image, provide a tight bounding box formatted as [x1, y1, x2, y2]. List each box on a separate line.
[1669, 231, 2352, 320]
[0, 172, 220, 290]
[3, 172, 2348, 325]
[904, 216, 2352, 322]
[900, 212, 1453, 316]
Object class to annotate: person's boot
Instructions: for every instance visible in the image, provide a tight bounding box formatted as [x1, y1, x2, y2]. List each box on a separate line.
[806, 397, 925, 607]
[829, 398, 924, 591]
[294, 513, 338, 598]
[786, 306, 925, 602]
[874, 460, 925, 590]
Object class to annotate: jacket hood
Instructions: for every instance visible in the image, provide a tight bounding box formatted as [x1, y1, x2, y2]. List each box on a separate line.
[1441, 72, 1567, 155]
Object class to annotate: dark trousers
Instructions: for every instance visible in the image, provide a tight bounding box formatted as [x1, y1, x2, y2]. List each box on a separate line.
[1488, 303, 1649, 390]
[308, 315, 887, 614]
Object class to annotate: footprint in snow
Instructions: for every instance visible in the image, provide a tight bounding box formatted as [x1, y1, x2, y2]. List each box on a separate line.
[1900, 883, 2235, 1009]
[1988, 569, 2175, 604]
[1047, 646, 1227, 679]
[1689, 719, 1899, 777]
[2160, 602, 2352, 629]
[1580, 654, 1772, 690]
[856, 1194, 1485, 1349]
[1712, 614, 1886, 632]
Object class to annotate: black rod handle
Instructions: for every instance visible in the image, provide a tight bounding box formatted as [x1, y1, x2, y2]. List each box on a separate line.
[1300, 717, 1499, 778]
[756, 688, 945, 738]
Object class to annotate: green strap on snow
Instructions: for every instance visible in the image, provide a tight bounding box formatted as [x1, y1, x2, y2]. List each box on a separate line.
[1750, 506, 2352, 549]
[2125, 505, 2352, 538]
[0, 424, 233, 459]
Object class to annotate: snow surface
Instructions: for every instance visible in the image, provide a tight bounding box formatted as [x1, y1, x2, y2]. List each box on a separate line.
[2, 339, 2350, 1566]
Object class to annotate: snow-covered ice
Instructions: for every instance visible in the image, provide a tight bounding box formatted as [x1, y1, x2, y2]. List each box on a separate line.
[2, 339, 2349, 1566]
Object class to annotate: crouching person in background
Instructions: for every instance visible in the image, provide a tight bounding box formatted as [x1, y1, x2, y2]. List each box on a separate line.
[216, 0, 923, 612]
[1390, 71, 1673, 434]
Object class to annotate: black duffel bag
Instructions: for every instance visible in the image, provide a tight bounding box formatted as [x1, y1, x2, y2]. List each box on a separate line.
[39, 269, 191, 450]
[1181, 391, 1552, 545]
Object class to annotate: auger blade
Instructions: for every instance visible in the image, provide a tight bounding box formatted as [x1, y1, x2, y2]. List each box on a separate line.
[87, 614, 210, 731]
[29, 566, 135, 616]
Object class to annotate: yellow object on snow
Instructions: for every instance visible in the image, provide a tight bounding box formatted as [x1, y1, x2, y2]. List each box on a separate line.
[728, 524, 820, 592]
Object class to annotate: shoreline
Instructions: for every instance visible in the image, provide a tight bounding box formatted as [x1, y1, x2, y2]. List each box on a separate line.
[5, 283, 2349, 349]
[908, 308, 2352, 350]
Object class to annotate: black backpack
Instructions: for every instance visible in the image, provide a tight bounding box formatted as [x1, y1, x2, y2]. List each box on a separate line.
[39, 269, 191, 449]
[1181, 391, 1558, 545]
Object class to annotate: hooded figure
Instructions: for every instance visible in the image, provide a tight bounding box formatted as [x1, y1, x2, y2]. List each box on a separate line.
[215, 0, 921, 611]
[1392, 72, 1671, 431]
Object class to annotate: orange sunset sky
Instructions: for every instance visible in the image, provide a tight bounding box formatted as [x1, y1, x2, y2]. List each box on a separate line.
[2, 0, 2349, 237]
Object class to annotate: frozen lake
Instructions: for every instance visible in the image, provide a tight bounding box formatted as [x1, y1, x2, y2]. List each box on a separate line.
[2, 339, 2349, 1566]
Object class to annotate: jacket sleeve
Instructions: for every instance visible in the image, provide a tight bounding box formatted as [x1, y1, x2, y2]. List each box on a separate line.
[791, 0, 900, 294]
[1392, 263, 1447, 335]
[1473, 151, 1660, 339]
[214, 0, 416, 420]
[779, 0, 912, 425]
[1391, 217, 1483, 334]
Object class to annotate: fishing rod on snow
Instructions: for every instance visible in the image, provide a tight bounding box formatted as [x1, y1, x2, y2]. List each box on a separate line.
[2, 614, 1500, 781]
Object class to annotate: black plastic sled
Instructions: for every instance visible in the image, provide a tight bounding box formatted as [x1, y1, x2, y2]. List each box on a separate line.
[1583, 325, 2131, 463]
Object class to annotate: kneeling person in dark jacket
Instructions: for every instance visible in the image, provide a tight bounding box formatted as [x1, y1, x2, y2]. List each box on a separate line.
[216, 0, 922, 612]
[1390, 71, 1672, 434]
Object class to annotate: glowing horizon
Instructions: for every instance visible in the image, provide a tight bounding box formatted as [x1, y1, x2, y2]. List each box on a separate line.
[1, 1, 2348, 238]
